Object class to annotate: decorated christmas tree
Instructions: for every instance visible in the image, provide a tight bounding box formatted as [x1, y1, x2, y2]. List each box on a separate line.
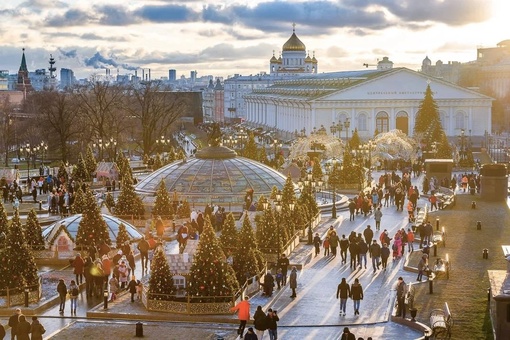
[152, 179, 174, 218]
[244, 132, 259, 160]
[349, 128, 361, 150]
[152, 154, 163, 170]
[72, 154, 90, 182]
[24, 209, 45, 250]
[176, 199, 190, 219]
[219, 213, 239, 257]
[0, 210, 39, 289]
[71, 185, 86, 214]
[84, 146, 97, 177]
[258, 146, 269, 165]
[116, 223, 129, 248]
[104, 192, 116, 214]
[116, 153, 133, 183]
[148, 246, 175, 300]
[187, 217, 239, 298]
[233, 216, 261, 284]
[167, 146, 176, 164]
[115, 176, 145, 218]
[76, 188, 111, 248]
[0, 200, 8, 236]
[177, 149, 186, 160]
[255, 207, 280, 255]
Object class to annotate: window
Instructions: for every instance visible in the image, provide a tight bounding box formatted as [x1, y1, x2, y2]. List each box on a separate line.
[376, 111, 389, 132]
[455, 111, 465, 130]
[173, 276, 186, 290]
[357, 113, 367, 131]
[439, 111, 446, 129]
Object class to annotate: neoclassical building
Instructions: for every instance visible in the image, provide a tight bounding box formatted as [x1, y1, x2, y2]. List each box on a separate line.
[224, 27, 318, 122]
[244, 67, 492, 138]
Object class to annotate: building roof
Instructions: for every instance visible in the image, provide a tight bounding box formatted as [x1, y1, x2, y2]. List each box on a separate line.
[283, 31, 306, 52]
[19, 48, 28, 73]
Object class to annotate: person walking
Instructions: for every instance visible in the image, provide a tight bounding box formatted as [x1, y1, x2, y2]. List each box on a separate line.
[341, 327, 356, 340]
[396, 277, 408, 318]
[277, 254, 289, 286]
[15, 315, 30, 340]
[350, 278, 364, 315]
[262, 271, 274, 297]
[329, 231, 339, 257]
[289, 266, 298, 298]
[253, 305, 267, 340]
[68, 280, 79, 314]
[417, 254, 429, 281]
[339, 235, 349, 264]
[374, 208, 383, 231]
[349, 239, 359, 269]
[8, 308, 21, 340]
[73, 253, 84, 285]
[369, 240, 381, 273]
[137, 236, 150, 273]
[313, 233, 321, 257]
[358, 240, 368, 269]
[363, 225, 374, 247]
[323, 236, 330, 257]
[381, 243, 390, 270]
[57, 279, 67, 314]
[265, 309, 279, 340]
[127, 275, 138, 302]
[348, 199, 356, 221]
[29, 316, 45, 340]
[230, 296, 250, 338]
[336, 278, 351, 316]
[109, 274, 119, 302]
[407, 228, 415, 252]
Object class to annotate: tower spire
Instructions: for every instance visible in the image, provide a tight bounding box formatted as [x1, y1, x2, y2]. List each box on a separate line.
[19, 48, 28, 72]
[292, 22, 296, 33]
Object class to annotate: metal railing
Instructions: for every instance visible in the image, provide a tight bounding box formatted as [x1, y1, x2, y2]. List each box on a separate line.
[0, 276, 42, 308]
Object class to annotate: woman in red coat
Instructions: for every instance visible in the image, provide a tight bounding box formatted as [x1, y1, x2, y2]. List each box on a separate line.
[73, 253, 84, 285]
[230, 296, 250, 338]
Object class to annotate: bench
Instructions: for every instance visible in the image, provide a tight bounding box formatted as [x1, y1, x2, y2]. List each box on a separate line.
[429, 302, 453, 339]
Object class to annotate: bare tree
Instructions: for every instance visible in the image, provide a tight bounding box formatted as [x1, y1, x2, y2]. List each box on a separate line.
[124, 81, 186, 156]
[24, 90, 81, 163]
[76, 77, 126, 159]
[0, 95, 15, 166]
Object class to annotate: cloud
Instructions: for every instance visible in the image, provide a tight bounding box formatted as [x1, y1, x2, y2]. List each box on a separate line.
[134, 4, 199, 23]
[96, 5, 139, 26]
[84, 51, 138, 70]
[44, 9, 91, 27]
[58, 48, 78, 59]
[326, 46, 348, 58]
[344, 0, 491, 26]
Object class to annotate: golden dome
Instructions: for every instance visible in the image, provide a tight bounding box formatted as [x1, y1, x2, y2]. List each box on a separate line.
[283, 32, 306, 52]
[270, 55, 278, 62]
[305, 54, 312, 62]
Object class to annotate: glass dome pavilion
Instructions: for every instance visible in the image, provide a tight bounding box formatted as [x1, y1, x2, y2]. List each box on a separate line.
[135, 145, 288, 210]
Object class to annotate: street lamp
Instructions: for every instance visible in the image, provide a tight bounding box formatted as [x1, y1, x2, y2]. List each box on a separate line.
[325, 158, 342, 219]
[21, 143, 38, 184]
[330, 121, 343, 138]
[93, 139, 105, 160]
[39, 141, 48, 166]
[275, 190, 282, 262]
[344, 118, 351, 143]
[109, 137, 118, 161]
[298, 171, 323, 244]
[271, 138, 282, 168]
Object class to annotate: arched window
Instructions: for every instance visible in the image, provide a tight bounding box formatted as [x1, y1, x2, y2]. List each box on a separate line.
[455, 111, 465, 130]
[395, 111, 408, 135]
[357, 112, 367, 131]
[376, 111, 389, 133]
[439, 111, 447, 129]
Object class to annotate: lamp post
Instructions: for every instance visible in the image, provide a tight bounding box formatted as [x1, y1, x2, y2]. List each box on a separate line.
[458, 128, 467, 163]
[21, 143, 38, 184]
[344, 118, 351, 143]
[236, 129, 247, 156]
[275, 190, 282, 262]
[93, 139, 105, 160]
[39, 141, 48, 166]
[271, 138, 282, 169]
[330, 121, 343, 139]
[109, 137, 118, 161]
[325, 158, 342, 219]
[298, 171, 323, 244]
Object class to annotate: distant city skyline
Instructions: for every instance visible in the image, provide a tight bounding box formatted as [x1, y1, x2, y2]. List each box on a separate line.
[0, 0, 508, 80]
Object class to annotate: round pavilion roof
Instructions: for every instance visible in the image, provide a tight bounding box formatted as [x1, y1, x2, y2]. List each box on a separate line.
[135, 147, 289, 206]
[283, 32, 306, 52]
[42, 214, 143, 244]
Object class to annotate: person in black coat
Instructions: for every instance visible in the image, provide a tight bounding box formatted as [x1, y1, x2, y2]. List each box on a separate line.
[127, 276, 138, 302]
[8, 308, 21, 340]
[57, 279, 67, 314]
[381, 243, 391, 270]
[339, 235, 350, 264]
[16, 315, 31, 340]
[265, 309, 279, 340]
[262, 272, 274, 297]
[253, 305, 267, 339]
[349, 241, 359, 269]
[313, 233, 321, 257]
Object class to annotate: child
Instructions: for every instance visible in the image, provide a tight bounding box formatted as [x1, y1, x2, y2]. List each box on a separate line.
[275, 269, 283, 290]
[323, 236, 330, 257]
[136, 280, 143, 300]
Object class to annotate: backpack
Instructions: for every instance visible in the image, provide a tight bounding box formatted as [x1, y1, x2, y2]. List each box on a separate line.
[72, 287, 79, 296]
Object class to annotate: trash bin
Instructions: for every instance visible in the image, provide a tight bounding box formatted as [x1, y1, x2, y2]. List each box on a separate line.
[135, 322, 143, 337]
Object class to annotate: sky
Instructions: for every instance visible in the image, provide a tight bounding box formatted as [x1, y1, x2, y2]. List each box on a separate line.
[0, 0, 508, 80]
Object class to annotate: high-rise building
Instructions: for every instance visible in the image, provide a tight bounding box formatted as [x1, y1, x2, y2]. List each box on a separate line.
[169, 69, 176, 82]
[190, 70, 197, 82]
[60, 68, 75, 89]
[0, 70, 8, 90]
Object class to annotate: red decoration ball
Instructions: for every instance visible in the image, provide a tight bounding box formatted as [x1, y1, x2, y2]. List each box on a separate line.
[200, 285, 205, 290]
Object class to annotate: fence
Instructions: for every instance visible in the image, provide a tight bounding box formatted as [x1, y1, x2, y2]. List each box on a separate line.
[0, 276, 42, 308]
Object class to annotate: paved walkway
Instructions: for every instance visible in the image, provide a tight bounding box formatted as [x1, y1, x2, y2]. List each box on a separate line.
[2, 169, 452, 339]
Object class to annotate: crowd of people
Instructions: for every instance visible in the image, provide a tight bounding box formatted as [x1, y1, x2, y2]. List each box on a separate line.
[4, 308, 45, 340]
